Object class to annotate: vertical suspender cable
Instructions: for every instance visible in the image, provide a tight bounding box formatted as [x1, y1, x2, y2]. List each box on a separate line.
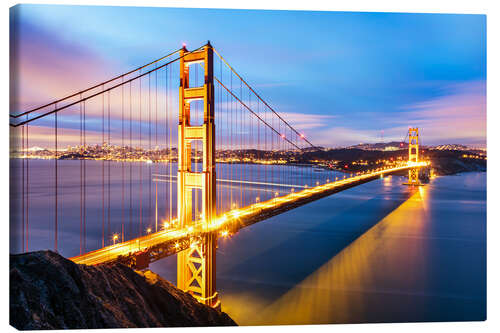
[257, 99, 260, 202]
[248, 90, 251, 206]
[219, 59, 222, 215]
[139, 72, 143, 236]
[107, 90, 111, 243]
[240, 79, 243, 206]
[168, 65, 172, 223]
[230, 71, 233, 208]
[21, 125, 24, 252]
[155, 68, 158, 232]
[54, 103, 58, 253]
[101, 87, 105, 248]
[148, 73, 152, 231]
[83, 101, 86, 252]
[129, 82, 133, 240]
[121, 78, 125, 242]
[79, 98, 83, 254]
[164, 66, 168, 224]
[226, 71, 229, 211]
[26, 118, 29, 252]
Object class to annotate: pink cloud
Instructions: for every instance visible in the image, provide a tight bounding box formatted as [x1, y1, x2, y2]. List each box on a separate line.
[10, 26, 183, 141]
[395, 80, 486, 146]
[307, 81, 486, 148]
[11, 30, 119, 114]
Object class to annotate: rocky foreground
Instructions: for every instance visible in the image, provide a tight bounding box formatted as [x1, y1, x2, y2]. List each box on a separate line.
[10, 251, 236, 329]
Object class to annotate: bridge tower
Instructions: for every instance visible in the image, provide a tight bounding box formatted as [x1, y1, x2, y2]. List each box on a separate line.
[177, 43, 219, 309]
[407, 127, 420, 185]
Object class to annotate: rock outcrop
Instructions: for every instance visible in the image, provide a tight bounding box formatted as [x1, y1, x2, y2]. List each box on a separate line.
[10, 251, 236, 329]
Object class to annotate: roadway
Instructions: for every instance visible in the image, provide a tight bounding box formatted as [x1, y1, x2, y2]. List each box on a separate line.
[70, 162, 428, 267]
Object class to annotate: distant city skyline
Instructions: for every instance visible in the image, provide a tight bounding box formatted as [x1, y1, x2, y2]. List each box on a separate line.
[10, 5, 486, 147]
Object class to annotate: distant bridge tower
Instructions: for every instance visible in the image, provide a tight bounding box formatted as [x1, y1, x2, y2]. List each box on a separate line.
[407, 127, 420, 185]
[177, 43, 219, 308]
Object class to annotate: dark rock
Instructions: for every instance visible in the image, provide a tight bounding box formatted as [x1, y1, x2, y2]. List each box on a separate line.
[10, 251, 236, 329]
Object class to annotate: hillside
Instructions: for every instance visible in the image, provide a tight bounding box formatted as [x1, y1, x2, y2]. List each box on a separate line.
[10, 251, 236, 329]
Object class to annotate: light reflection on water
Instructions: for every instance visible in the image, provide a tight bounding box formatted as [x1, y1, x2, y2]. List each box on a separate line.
[15, 158, 484, 324]
[212, 173, 485, 325]
[245, 187, 431, 325]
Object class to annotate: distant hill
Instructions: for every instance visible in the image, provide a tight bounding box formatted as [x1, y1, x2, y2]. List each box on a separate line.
[429, 144, 469, 151]
[10, 251, 236, 329]
[345, 142, 485, 153]
[346, 141, 406, 151]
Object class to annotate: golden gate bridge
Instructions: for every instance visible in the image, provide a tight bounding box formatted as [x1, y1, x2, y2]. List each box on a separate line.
[10, 42, 428, 309]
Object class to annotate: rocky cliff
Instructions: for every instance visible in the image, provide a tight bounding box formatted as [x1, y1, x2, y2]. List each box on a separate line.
[10, 251, 236, 329]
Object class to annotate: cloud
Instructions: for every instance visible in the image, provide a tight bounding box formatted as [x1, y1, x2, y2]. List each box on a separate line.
[307, 126, 381, 147]
[395, 80, 486, 146]
[306, 80, 486, 148]
[11, 19, 485, 149]
[10, 21, 121, 114]
[252, 82, 293, 89]
[277, 112, 337, 131]
[10, 19, 183, 139]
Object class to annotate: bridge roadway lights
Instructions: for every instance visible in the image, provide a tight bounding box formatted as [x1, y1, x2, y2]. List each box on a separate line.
[177, 42, 220, 309]
[68, 166, 424, 273]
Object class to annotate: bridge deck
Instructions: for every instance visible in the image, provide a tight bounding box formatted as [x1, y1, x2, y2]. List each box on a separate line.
[70, 162, 428, 268]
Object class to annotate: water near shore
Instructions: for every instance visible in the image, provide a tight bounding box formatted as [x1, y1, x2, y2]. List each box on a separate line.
[10, 159, 486, 324]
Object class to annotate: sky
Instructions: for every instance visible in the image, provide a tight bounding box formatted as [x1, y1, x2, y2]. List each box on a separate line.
[10, 5, 486, 148]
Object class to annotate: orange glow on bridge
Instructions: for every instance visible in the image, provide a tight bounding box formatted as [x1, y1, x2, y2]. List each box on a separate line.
[70, 161, 429, 267]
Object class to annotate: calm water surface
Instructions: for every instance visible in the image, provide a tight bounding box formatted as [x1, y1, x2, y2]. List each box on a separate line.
[10, 159, 337, 255]
[10, 159, 486, 324]
[151, 172, 486, 324]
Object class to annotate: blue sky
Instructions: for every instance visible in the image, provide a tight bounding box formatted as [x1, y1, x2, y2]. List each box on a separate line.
[10, 4, 486, 147]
